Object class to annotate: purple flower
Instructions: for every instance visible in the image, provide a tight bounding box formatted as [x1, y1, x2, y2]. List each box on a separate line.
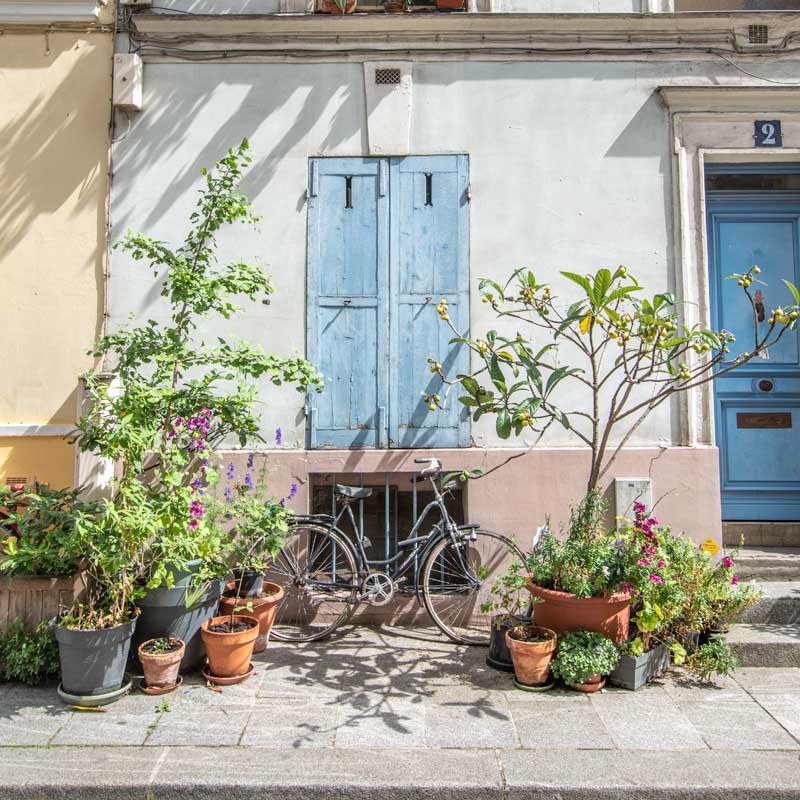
[224, 487, 232, 502]
[226, 463, 235, 481]
[247, 453, 254, 470]
[202, 458, 209, 466]
[225, 512, 234, 521]
[275, 427, 282, 446]
[188, 519, 199, 530]
[289, 483, 298, 500]
[279, 498, 286, 508]
[244, 473, 254, 492]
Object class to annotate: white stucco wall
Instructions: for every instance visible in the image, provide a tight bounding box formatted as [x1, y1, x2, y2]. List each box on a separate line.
[108, 57, 794, 451]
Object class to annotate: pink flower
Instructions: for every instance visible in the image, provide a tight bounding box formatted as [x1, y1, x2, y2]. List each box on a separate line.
[722, 556, 733, 569]
[188, 519, 199, 530]
[731, 575, 739, 586]
[637, 557, 650, 566]
[658, 559, 666, 568]
[649, 574, 664, 585]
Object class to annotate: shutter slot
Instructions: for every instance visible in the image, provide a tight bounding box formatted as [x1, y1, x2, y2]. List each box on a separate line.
[345, 176, 353, 209]
[425, 173, 433, 207]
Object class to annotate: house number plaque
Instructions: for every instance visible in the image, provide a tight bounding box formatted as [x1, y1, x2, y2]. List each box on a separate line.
[736, 412, 792, 429]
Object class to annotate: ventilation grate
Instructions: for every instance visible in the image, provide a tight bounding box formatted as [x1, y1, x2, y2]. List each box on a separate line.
[748, 24, 768, 45]
[3, 477, 28, 488]
[375, 68, 401, 86]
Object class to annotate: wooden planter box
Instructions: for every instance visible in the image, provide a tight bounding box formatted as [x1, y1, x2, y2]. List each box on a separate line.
[0, 574, 83, 632]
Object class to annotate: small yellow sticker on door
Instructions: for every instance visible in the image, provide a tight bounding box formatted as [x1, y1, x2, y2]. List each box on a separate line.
[701, 538, 720, 556]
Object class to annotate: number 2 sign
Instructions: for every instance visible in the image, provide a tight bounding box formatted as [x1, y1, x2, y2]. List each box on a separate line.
[755, 120, 782, 148]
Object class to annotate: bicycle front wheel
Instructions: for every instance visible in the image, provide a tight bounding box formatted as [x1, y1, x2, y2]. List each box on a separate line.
[421, 530, 524, 645]
[265, 523, 359, 643]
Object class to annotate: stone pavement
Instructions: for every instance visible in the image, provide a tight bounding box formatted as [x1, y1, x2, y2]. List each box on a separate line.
[1, 625, 800, 798]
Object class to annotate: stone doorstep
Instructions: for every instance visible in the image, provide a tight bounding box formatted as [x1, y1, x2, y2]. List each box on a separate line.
[735, 548, 800, 582]
[2, 747, 800, 799]
[724, 524, 800, 549]
[739, 582, 800, 625]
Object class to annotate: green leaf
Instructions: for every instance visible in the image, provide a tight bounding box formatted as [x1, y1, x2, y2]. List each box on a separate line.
[784, 279, 800, 307]
[592, 269, 612, 307]
[496, 409, 512, 439]
[560, 271, 593, 298]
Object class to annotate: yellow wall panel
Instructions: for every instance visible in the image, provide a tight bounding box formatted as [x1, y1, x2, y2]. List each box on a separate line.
[0, 437, 74, 489]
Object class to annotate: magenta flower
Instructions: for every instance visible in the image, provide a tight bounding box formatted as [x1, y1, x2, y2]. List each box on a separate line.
[731, 575, 739, 585]
[722, 556, 733, 569]
[649, 574, 664, 585]
[657, 559, 666, 568]
[637, 557, 650, 566]
[188, 519, 199, 531]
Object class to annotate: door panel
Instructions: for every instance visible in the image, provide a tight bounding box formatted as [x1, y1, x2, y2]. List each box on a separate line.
[307, 158, 388, 448]
[707, 191, 800, 520]
[391, 156, 470, 448]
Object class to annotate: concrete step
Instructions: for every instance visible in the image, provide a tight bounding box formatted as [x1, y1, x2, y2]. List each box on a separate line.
[727, 623, 800, 668]
[739, 582, 800, 624]
[724, 521, 800, 548]
[735, 547, 800, 581]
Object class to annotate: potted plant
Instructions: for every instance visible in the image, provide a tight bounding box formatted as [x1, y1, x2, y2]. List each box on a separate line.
[685, 634, 738, 683]
[0, 484, 90, 632]
[53, 496, 146, 706]
[481, 560, 531, 671]
[523, 492, 631, 642]
[551, 629, 619, 693]
[505, 625, 557, 689]
[73, 141, 320, 673]
[435, 0, 465, 9]
[321, 0, 357, 12]
[430, 265, 797, 636]
[383, 0, 408, 11]
[201, 604, 260, 683]
[138, 636, 185, 693]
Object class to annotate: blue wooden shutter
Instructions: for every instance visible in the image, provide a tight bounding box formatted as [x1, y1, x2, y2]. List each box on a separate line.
[390, 155, 470, 448]
[307, 158, 389, 448]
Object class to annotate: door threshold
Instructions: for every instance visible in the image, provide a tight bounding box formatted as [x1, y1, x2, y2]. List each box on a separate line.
[723, 521, 800, 548]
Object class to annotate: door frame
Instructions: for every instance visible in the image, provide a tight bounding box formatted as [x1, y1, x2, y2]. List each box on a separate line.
[705, 163, 800, 520]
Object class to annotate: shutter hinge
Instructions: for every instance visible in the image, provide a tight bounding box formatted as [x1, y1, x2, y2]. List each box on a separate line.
[466, 183, 472, 203]
[308, 160, 319, 198]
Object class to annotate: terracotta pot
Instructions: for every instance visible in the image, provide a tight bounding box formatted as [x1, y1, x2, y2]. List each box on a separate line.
[200, 615, 259, 679]
[218, 582, 285, 653]
[435, 0, 465, 9]
[527, 582, 631, 643]
[138, 638, 185, 689]
[321, 0, 356, 13]
[505, 625, 557, 687]
[384, 0, 406, 10]
[571, 673, 605, 693]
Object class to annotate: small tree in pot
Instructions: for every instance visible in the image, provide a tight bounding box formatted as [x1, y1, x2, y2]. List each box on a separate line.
[72, 140, 320, 674]
[429, 265, 798, 636]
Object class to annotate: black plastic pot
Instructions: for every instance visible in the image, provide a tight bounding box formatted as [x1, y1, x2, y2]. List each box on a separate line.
[231, 569, 264, 598]
[486, 614, 532, 672]
[609, 643, 670, 691]
[55, 617, 137, 696]
[133, 580, 222, 669]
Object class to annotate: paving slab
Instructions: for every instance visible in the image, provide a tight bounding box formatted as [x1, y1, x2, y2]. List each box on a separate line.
[243, 695, 339, 747]
[750, 692, 800, 742]
[734, 666, 800, 692]
[678, 699, 800, 750]
[145, 705, 253, 746]
[510, 699, 615, 749]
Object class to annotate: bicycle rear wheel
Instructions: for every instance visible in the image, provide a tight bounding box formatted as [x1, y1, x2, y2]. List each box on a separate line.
[421, 530, 524, 645]
[265, 522, 359, 642]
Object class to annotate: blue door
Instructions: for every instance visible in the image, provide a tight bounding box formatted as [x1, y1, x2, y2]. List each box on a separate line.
[706, 173, 800, 521]
[307, 156, 469, 449]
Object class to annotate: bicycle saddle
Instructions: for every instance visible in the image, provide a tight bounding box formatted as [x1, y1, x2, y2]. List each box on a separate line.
[335, 484, 373, 501]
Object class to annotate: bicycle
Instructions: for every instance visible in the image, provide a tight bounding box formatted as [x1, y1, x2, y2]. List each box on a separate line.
[264, 458, 524, 645]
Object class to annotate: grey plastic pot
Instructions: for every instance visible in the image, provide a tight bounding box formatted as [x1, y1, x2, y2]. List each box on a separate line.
[55, 617, 137, 696]
[609, 643, 670, 691]
[487, 614, 532, 672]
[133, 579, 222, 669]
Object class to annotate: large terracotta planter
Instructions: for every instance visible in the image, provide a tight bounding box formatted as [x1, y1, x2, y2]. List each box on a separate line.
[321, 0, 356, 12]
[218, 581, 284, 653]
[200, 614, 259, 680]
[527, 582, 631, 643]
[138, 638, 185, 690]
[505, 625, 557, 687]
[436, 0, 465, 9]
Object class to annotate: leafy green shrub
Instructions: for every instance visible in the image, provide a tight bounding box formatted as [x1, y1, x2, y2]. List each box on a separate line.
[0, 485, 94, 577]
[551, 629, 619, 687]
[0, 621, 59, 685]
[686, 635, 737, 682]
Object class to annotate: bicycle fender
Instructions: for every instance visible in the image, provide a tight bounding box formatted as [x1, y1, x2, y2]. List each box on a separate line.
[413, 525, 447, 605]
